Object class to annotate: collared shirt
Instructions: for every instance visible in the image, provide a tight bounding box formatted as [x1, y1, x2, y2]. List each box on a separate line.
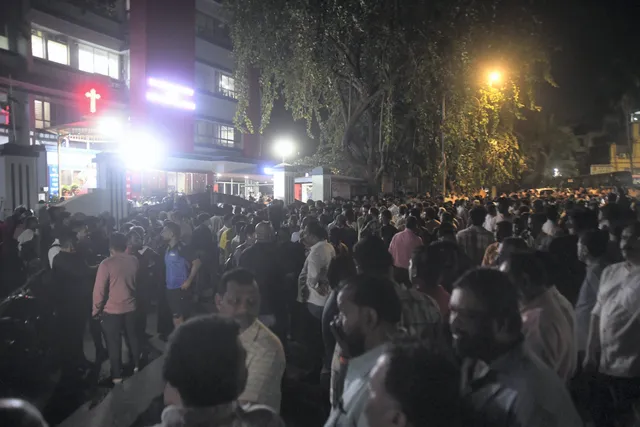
[388, 229, 423, 269]
[325, 344, 388, 427]
[483, 214, 498, 233]
[542, 220, 560, 237]
[575, 258, 609, 351]
[461, 342, 582, 427]
[238, 320, 286, 413]
[92, 252, 139, 316]
[297, 240, 336, 306]
[154, 403, 285, 427]
[592, 262, 640, 378]
[456, 225, 495, 266]
[521, 287, 577, 382]
[165, 243, 195, 290]
[395, 282, 442, 340]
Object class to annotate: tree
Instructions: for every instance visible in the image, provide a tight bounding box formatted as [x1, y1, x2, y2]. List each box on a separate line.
[227, 0, 552, 192]
[518, 111, 580, 187]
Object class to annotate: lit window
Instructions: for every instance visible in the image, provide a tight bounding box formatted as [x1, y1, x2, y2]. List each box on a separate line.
[218, 125, 235, 147]
[34, 100, 51, 129]
[0, 25, 8, 51]
[78, 44, 120, 79]
[217, 73, 237, 99]
[108, 53, 119, 79]
[47, 39, 68, 65]
[78, 44, 94, 72]
[94, 49, 108, 75]
[31, 33, 44, 58]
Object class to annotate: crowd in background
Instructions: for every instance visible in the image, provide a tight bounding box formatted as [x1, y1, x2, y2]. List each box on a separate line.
[0, 186, 639, 426]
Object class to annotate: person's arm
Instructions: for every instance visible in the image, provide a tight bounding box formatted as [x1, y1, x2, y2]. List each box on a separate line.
[584, 312, 601, 371]
[306, 248, 329, 295]
[92, 261, 109, 317]
[180, 249, 202, 290]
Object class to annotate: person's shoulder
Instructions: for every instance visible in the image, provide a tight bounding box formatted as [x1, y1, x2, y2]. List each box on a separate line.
[254, 321, 285, 354]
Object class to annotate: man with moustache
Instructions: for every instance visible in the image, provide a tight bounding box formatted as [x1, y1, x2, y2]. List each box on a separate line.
[324, 274, 402, 427]
[216, 268, 286, 413]
[451, 268, 581, 427]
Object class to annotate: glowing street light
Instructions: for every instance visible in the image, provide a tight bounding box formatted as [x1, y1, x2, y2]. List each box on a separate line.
[488, 70, 502, 86]
[274, 138, 295, 164]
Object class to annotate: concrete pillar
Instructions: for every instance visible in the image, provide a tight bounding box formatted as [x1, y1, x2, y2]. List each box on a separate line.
[0, 144, 45, 217]
[95, 152, 128, 225]
[273, 164, 295, 205]
[311, 166, 331, 202]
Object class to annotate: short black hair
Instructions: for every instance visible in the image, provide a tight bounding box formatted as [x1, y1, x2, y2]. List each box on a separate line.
[580, 229, 608, 258]
[218, 268, 256, 295]
[305, 220, 328, 240]
[109, 232, 128, 252]
[502, 250, 548, 290]
[384, 339, 461, 427]
[530, 212, 547, 227]
[406, 216, 419, 230]
[545, 205, 559, 222]
[353, 236, 393, 273]
[58, 231, 76, 250]
[341, 274, 401, 325]
[381, 210, 393, 220]
[163, 221, 181, 238]
[163, 315, 244, 407]
[469, 207, 486, 226]
[453, 268, 522, 335]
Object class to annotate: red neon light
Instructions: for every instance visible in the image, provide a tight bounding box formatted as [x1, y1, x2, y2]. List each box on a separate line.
[0, 105, 9, 125]
[85, 88, 101, 113]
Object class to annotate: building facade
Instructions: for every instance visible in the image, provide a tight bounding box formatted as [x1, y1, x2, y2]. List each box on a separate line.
[0, 0, 266, 215]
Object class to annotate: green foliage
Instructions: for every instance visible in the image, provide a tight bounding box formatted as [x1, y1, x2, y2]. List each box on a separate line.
[227, 0, 554, 191]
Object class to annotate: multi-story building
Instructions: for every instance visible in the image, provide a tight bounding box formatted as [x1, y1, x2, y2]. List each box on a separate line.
[0, 0, 267, 215]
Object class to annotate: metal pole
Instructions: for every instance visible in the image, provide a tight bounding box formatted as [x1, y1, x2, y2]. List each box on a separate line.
[441, 93, 446, 196]
[57, 135, 61, 193]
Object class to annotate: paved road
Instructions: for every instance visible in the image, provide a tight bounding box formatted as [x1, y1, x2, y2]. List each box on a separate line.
[33, 304, 329, 427]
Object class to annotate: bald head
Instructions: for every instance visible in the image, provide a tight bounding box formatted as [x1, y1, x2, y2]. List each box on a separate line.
[255, 221, 274, 242]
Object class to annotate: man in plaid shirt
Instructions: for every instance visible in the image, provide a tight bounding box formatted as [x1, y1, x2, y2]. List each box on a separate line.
[457, 206, 495, 266]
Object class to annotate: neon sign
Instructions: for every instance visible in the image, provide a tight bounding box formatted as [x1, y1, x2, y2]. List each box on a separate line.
[85, 88, 101, 113]
[145, 78, 196, 110]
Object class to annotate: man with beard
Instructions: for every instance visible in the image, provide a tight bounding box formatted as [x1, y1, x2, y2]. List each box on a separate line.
[215, 268, 285, 413]
[324, 274, 401, 427]
[451, 268, 581, 427]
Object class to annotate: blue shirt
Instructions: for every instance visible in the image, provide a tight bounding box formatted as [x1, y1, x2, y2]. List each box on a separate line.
[164, 243, 194, 290]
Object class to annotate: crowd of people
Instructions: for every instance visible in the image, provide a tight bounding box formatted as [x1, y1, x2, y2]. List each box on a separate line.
[0, 187, 639, 426]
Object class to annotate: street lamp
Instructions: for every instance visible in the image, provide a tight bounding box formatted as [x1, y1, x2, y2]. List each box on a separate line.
[488, 70, 502, 86]
[274, 138, 295, 164]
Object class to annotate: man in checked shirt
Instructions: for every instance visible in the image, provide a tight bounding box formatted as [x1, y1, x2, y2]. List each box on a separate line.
[216, 268, 286, 413]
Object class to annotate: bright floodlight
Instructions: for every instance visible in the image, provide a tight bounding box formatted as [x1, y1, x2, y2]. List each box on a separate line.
[488, 70, 502, 85]
[274, 138, 295, 163]
[98, 117, 124, 137]
[120, 131, 163, 170]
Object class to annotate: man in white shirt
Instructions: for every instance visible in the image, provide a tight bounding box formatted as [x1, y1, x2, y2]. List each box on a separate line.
[298, 221, 336, 317]
[585, 222, 640, 426]
[324, 275, 402, 427]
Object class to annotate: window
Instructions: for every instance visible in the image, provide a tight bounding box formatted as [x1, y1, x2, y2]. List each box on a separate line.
[195, 120, 237, 148]
[218, 125, 235, 147]
[0, 25, 8, 51]
[195, 63, 216, 93]
[31, 32, 44, 58]
[31, 29, 69, 65]
[46, 39, 68, 65]
[217, 72, 237, 99]
[79, 44, 120, 79]
[195, 12, 232, 48]
[34, 100, 51, 129]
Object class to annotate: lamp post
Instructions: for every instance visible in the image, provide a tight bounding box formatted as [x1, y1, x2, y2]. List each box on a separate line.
[274, 138, 295, 164]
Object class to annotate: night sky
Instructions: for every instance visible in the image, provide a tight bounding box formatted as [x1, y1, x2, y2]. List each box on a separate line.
[263, 0, 640, 158]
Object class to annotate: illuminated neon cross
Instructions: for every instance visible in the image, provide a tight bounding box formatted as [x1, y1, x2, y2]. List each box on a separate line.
[85, 88, 101, 113]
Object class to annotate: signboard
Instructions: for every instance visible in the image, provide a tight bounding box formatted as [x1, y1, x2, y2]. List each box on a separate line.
[590, 164, 614, 175]
[48, 165, 59, 196]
